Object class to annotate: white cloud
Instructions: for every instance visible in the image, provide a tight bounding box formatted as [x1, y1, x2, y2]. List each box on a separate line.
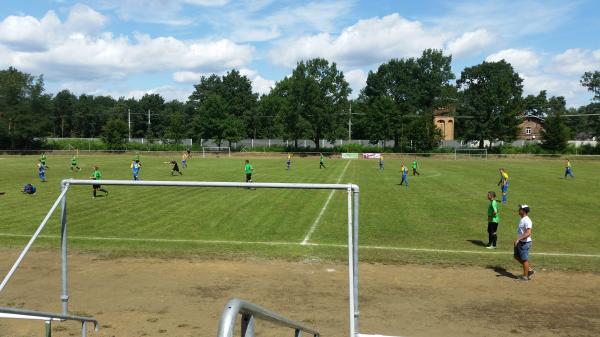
[184, 0, 230, 6]
[485, 49, 540, 72]
[551, 48, 600, 76]
[344, 69, 367, 98]
[445, 29, 494, 58]
[0, 6, 254, 82]
[173, 68, 275, 95]
[269, 13, 448, 68]
[484, 48, 595, 107]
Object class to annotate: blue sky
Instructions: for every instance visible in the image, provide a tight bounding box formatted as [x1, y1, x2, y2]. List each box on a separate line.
[0, 0, 598, 106]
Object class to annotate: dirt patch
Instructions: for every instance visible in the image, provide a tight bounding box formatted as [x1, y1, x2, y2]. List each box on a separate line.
[0, 251, 598, 337]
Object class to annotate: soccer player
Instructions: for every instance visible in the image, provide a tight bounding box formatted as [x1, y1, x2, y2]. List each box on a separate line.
[497, 168, 509, 204]
[90, 166, 108, 198]
[182, 152, 188, 169]
[131, 160, 141, 180]
[22, 184, 36, 195]
[379, 155, 384, 170]
[40, 152, 48, 169]
[319, 153, 326, 169]
[564, 158, 574, 179]
[165, 160, 183, 176]
[70, 155, 81, 172]
[244, 160, 254, 183]
[38, 161, 46, 182]
[412, 158, 420, 176]
[286, 153, 292, 170]
[514, 204, 535, 281]
[486, 191, 499, 249]
[400, 162, 408, 188]
[134, 152, 140, 162]
[186, 148, 192, 158]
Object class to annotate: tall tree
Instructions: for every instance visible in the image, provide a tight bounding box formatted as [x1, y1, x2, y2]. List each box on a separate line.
[581, 71, 600, 101]
[360, 49, 452, 150]
[541, 113, 570, 152]
[284, 58, 350, 150]
[267, 77, 310, 148]
[0, 67, 51, 149]
[456, 60, 523, 148]
[523, 90, 549, 117]
[101, 118, 128, 149]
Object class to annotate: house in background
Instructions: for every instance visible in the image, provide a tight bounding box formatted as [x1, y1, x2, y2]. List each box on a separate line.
[433, 107, 455, 140]
[518, 115, 544, 140]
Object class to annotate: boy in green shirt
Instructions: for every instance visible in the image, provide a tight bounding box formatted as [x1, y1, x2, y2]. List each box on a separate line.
[486, 191, 499, 249]
[90, 166, 109, 198]
[319, 153, 326, 169]
[70, 156, 81, 172]
[244, 160, 253, 183]
[40, 153, 48, 169]
[412, 159, 420, 176]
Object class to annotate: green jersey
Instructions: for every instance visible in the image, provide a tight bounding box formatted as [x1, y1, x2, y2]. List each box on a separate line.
[92, 170, 102, 180]
[71, 157, 77, 165]
[412, 160, 417, 169]
[244, 163, 253, 174]
[320, 155, 324, 162]
[40, 154, 47, 163]
[488, 199, 499, 223]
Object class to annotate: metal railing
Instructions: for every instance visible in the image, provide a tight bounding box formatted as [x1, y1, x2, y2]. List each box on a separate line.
[0, 306, 98, 337]
[217, 298, 319, 337]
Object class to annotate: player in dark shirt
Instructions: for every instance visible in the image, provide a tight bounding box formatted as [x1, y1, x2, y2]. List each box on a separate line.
[165, 160, 183, 176]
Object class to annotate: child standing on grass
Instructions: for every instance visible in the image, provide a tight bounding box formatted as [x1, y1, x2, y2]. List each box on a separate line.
[514, 205, 535, 281]
[486, 191, 499, 249]
[245, 160, 254, 183]
[286, 153, 292, 170]
[70, 155, 81, 172]
[40, 152, 48, 169]
[131, 160, 141, 180]
[400, 162, 408, 188]
[564, 158, 574, 179]
[379, 155, 384, 170]
[412, 159, 420, 176]
[319, 153, 326, 169]
[91, 166, 108, 199]
[38, 161, 46, 182]
[182, 152, 188, 168]
[497, 168, 509, 204]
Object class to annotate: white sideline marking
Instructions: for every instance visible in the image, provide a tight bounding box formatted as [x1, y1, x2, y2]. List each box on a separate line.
[301, 160, 351, 245]
[1, 233, 599, 258]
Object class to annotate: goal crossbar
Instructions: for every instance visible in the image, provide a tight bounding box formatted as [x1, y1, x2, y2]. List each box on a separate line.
[0, 179, 361, 337]
[202, 146, 231, 157]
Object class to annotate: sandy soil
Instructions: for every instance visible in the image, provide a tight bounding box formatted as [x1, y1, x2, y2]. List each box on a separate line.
[0, 251, 598, 337]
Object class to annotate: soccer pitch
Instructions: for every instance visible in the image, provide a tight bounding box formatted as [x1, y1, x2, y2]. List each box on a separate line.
[1, 154, 599, 272]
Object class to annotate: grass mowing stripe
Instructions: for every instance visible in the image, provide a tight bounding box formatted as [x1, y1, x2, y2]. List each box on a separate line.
[301, 160, 352, 245]
[1, 233, 598, 258]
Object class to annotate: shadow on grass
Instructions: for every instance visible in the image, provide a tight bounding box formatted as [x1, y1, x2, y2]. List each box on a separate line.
[466, 239, 487, 247]
[487, 265, 518, 279]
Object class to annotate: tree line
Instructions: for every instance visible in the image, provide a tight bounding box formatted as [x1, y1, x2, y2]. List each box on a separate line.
[1, 49, 599, 151]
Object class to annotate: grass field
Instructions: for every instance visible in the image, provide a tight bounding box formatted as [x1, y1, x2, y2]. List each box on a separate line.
[1, 153, 599, 272]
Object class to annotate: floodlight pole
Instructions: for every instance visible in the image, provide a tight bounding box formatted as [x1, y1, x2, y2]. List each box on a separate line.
[60, 182, 69, 314]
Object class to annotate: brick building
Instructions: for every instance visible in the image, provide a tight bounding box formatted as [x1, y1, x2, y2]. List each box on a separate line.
[433, 107, 455, 141]
[518, 115, 544, 140]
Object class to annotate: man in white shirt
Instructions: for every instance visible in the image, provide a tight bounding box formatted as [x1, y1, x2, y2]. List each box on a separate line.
[514, 205, 535, 281]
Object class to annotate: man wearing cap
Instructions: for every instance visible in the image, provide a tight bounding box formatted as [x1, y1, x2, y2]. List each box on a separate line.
[514, 205, 535, 281]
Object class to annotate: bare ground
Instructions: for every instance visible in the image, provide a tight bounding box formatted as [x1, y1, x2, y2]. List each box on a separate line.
[0, 251, 599, 337]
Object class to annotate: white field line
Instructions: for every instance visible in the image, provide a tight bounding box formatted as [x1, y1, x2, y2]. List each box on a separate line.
[1, 233, 599, 258]
[301, 160, 352, 245]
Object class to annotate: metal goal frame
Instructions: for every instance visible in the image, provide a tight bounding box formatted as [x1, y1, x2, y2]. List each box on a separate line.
[0, 179, 361, 337]
[202, 146, 232, 157]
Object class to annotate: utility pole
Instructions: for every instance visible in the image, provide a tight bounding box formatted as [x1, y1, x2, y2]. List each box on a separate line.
[348, 103, 352, 143]
[128, 109, 131, 142]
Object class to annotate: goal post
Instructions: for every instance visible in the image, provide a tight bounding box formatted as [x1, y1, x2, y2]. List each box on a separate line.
[454, 148, 488, 160]
[202, 146, 231, 158]
[0, 179, 361, 337]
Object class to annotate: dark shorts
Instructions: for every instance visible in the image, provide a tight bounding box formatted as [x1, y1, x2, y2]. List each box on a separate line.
[245, 173, 252, 182]
[93, 184, 101, 189]
[514, 241, 532, 261]
[487, 222, 498, 234]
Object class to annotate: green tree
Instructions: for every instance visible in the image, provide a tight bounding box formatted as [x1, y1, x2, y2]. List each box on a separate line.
[165, 112, 186, 145]
[101, 118, 128, 149]
[0, 67, 51, 149]
[285, 58, 350, 150]
[52, 90, 77, 137]
[192, 94, 229, 146]
[360, 49, 452, 151]
[267, 77, 310, 148]
[456, 60, 523, 148]
[541, 113, 570, 153]
[581, 71, 600, 101]
[523, 90, 549, 117]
